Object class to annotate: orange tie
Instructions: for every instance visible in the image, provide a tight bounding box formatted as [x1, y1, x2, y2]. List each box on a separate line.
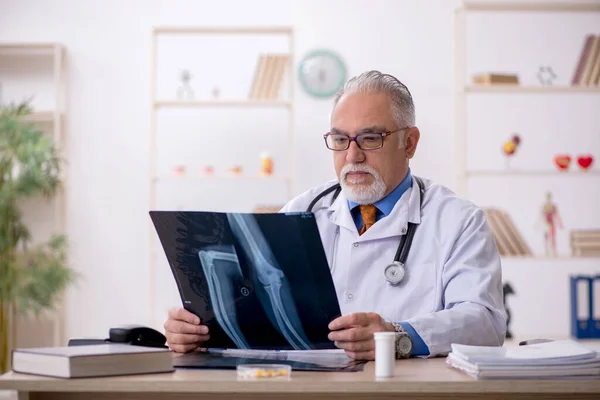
[358, 204, 378, 235]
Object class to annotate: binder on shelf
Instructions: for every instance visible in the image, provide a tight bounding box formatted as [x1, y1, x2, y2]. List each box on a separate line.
[570, 275, 600, 339]
[594, 277, 600, 338]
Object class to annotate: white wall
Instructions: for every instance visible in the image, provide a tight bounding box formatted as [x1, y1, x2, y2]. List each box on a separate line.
[1, 0, 599, 344]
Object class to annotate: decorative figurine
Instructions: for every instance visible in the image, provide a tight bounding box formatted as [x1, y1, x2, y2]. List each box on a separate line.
[554, 154, 571, 171]
[230, 166, 243, 175]
[541, 191, 563, 257]
[502, 133, 521, 168]
[577, 154, 594, 171]
[537, 66, 557, 86]
[201, 165, 214, 176]
[503, 282, 515, 339]
[260, 151, 273, 176]
[173, 165, 186, 177]
[176, 69, 194, 100]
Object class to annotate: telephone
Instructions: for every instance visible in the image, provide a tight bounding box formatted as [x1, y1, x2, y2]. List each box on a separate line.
[68, 324, 168, 349]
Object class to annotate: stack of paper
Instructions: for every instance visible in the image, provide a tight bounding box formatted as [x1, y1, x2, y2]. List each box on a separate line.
[446, 340, 600, 380]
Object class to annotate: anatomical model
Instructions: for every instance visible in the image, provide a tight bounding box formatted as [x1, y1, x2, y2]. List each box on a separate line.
[540, 191, 563, 257]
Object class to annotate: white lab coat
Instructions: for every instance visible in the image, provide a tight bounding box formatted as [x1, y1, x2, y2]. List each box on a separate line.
[280, 175, 506, 357]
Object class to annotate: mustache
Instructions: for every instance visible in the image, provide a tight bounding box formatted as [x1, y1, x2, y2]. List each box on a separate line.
[341, 164, 375, 178]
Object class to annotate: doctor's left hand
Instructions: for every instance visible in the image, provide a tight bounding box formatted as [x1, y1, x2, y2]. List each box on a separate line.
[327, 312, 395, 360]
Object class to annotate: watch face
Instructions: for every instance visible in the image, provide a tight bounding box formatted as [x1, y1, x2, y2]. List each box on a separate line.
[396, 334, 413, 356]
[298, 50, 346, 98]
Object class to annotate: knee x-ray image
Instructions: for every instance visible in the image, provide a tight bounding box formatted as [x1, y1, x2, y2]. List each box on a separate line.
[150, 210, 341, 350]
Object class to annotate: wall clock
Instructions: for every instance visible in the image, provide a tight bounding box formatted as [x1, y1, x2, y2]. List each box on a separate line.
[298, 49, 346, 98]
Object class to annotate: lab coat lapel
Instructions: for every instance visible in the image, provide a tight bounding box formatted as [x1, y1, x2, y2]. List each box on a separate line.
[357, 176, 423, 241]
[327, 188, 359, 233]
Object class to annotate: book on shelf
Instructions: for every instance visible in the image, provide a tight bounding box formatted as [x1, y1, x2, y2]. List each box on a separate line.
[446, 340, 600, 380]
[482, 208, 531, 257]
[571, 229, 600, 257]
[472, 73, 519, 85]
[11, 343, 174, 378]
[572, 34, 600, 86]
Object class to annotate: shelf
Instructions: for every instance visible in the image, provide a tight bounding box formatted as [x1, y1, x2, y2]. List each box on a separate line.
[154, 100, 292, 108]
[464, 85, 600, 93]
[153, 174, 291, 183]
[0, 43, 62, 56]
[466, 170, 600, 177]
[462, 1, 600, 12]
[23, 111, 63, 123]
[153, 26, 293, 35]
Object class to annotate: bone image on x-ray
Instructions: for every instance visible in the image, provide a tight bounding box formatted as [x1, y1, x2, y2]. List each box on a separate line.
[198, 246, 250, 349]
[226, 213, 312, 350]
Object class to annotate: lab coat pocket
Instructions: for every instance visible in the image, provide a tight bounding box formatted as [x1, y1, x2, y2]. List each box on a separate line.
[384, 262, 439, 322]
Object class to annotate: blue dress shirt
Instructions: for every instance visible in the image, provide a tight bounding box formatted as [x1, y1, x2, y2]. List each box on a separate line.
[347, 168, 430, 357]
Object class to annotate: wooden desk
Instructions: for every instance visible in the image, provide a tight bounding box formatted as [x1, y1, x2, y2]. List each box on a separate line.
[1, 357, 599, 400]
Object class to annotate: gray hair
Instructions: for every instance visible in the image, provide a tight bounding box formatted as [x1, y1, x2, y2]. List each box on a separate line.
[333, 70, 415, 129]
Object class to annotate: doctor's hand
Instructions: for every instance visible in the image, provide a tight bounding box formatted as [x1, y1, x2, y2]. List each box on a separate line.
[164, 307, 210, 353]
[327, 312, 395, 360]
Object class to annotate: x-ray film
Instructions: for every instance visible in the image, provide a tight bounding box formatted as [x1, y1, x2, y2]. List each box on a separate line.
[149, 211, 342, 350]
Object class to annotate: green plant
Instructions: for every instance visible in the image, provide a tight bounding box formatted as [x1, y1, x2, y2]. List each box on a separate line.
[0, 100, 76, 374]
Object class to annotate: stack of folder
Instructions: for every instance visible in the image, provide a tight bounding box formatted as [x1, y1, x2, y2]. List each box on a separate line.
[446, 340, 600, 380]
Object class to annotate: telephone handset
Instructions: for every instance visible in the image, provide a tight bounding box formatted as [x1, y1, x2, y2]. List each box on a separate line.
[68, 324, 168, 349]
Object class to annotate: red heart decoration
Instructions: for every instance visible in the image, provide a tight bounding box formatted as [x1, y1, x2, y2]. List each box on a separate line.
[577, 154, 594, 170]
[554, 154, 571, 170]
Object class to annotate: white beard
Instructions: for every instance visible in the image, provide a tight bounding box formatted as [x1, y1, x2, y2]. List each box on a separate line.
[339, 163, 387, 205]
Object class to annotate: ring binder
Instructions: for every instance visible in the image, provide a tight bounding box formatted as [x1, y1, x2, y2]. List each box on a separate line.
[570, 275, 600, 339]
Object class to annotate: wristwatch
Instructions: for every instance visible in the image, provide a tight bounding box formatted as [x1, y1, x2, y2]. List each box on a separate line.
[390, 322, 413, 359]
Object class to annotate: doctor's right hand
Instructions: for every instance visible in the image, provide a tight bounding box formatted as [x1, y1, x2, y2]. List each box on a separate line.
[164, 307, 210, 353]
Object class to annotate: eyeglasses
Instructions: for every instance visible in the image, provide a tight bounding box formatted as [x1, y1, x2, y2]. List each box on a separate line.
[323, 128, 408, 151]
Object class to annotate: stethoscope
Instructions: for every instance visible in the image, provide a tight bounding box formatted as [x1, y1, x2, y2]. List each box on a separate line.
[306, 176, 425, 286]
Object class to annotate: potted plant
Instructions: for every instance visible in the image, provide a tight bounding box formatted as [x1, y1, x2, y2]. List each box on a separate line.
[0, 100, 76, 374]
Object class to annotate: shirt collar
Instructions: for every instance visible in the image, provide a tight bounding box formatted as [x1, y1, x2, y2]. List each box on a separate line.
[347, 168, 413, 216]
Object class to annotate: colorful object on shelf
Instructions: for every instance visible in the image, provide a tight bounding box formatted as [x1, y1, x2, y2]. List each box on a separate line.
[260, 152, 273, 176]
[554, 154, 571, 171]
[577, 154, 594, 170]
[502, 134, 521, 167]
[173, 165, 186, 176]
[537, 65, 557, 86]
[202, 165, 214, 175]
[230, 166, 243, 175]
[541, 191, 563, 257]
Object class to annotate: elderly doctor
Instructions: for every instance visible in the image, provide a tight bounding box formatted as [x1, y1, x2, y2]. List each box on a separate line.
[163, 70, 506, 360]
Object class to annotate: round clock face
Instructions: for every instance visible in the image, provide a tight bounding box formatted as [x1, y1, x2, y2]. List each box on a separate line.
[298, 50, 346, 98]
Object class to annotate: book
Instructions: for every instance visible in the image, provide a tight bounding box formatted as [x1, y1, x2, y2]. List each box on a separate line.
[446, 340, 600, 379]
[11, 343, 174, 378]
[472, 73, 519, 85]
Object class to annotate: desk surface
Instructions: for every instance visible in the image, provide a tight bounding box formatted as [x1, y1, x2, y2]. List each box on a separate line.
[1, 356, 600, 397]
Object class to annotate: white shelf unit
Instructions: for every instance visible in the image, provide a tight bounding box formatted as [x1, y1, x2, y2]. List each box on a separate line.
[0, 42, 68, 348]
[148, 26, 295, 329]
[454, 1, 600, 339]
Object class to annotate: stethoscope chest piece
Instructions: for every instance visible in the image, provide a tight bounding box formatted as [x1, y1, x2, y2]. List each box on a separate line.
[384, 261, 405, 286]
